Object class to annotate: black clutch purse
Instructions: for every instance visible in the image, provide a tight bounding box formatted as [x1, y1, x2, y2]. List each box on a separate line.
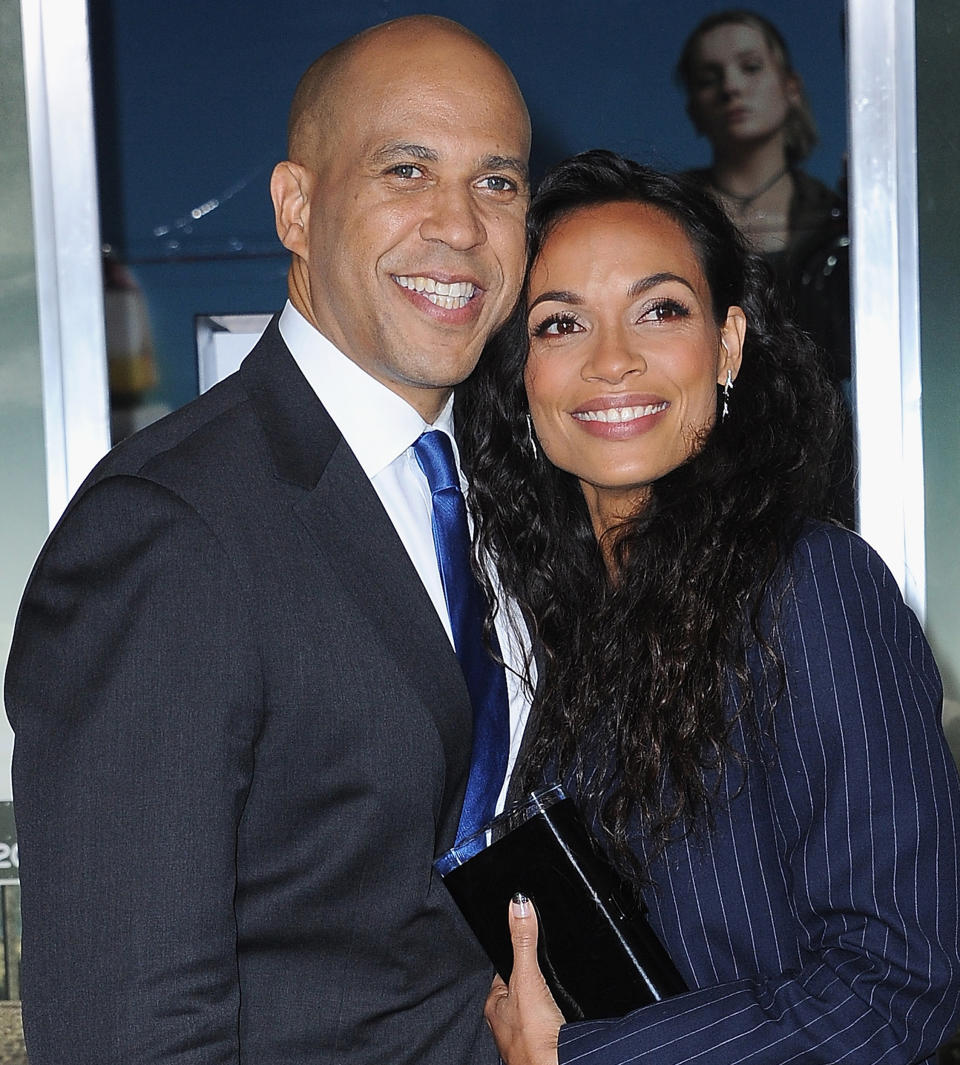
[434, 784, 686, 1021]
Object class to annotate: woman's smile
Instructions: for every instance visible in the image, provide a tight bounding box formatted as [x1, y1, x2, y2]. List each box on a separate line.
[523, 200, 745, 533]
[570, 395, 670, 437]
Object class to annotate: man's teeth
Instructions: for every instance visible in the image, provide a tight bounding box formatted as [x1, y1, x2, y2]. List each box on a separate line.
[573, 402, 668, 423]
[394, 275, 477, 309]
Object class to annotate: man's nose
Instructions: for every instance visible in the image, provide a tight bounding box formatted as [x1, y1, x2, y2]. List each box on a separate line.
[419, 184, 487, 250]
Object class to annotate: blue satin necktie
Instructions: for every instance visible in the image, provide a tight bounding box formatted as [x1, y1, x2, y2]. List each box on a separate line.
[413, 430, 510, 842]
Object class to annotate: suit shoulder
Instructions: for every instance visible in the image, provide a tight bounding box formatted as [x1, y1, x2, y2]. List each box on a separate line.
[86, 315, 294, 488]
[786, 520, 898, 596]
[40, 378, 271, 565]
[778, 521, 935, 684]
[91, 373, 252, 483]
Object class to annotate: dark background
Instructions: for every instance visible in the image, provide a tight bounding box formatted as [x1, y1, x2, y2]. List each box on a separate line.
[88, 0, 848, 413]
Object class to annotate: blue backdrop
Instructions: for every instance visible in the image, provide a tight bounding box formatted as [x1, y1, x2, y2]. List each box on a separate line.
[90, 0, 848, 412]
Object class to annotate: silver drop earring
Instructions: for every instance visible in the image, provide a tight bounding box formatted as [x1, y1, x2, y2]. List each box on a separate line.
[525, 413, 538, 460]
[722, 369, 733, 422]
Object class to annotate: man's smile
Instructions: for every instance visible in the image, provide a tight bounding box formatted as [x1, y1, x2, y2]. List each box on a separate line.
[393, 274, 479, 310]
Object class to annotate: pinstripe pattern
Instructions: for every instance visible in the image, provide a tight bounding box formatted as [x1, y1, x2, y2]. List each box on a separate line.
[558, 522, 960, 1065]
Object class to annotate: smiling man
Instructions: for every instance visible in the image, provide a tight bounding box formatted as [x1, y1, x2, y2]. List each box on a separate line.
[6, 15, 531, 1065]
[272, 17, 530, 420]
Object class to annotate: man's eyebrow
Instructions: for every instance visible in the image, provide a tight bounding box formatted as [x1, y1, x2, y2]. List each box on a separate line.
[481, 155, 530, 183]
[370, 144, 528, 183]
[371, 142, 440, 164]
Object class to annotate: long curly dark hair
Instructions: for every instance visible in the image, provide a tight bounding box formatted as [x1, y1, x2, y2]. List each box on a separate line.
[458, 150, 847, 873]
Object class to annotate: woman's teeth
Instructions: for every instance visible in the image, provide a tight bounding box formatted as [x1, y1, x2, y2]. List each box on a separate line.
[573, 402, 668, 423]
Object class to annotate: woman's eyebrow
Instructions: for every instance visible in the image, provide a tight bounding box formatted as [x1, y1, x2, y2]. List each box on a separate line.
[528, 290, 583, 311]
[529, 273, 697, 312]
[627, 272, 697, 297]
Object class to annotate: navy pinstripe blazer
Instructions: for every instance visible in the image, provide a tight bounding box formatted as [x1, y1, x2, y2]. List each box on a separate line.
[558, 522, 960, 1065]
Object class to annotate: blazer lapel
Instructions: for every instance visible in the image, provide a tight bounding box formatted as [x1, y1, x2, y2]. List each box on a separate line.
[295, 444, 473, 771]
[240, 319, 473, 821]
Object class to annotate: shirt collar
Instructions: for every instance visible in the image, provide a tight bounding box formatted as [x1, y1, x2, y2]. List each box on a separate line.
[278, 301, 456, 477]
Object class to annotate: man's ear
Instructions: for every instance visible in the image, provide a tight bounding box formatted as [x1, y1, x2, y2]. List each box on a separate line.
[718, 306, 747, 383]
[270, 161, 311, 259]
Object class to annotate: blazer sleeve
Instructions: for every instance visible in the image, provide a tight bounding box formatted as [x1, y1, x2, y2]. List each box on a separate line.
[557, 526, 960, 1065]
[5, 474, 261, 1064]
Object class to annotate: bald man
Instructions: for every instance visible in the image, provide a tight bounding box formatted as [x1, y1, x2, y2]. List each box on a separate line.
[5, 17, 531, 1065]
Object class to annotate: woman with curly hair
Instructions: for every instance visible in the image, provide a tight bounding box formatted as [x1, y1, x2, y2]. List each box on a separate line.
[458, 150, 960, 1065]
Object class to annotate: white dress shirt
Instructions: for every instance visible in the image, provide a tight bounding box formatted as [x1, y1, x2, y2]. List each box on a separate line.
[279, 301, 531, 814]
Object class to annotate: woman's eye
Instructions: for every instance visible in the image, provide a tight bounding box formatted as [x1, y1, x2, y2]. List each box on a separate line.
[641, 300, 689, 323]
[532, 312, 582, 338]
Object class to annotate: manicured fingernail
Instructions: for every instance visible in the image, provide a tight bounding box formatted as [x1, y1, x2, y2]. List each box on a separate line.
[511, 892, 531, 918]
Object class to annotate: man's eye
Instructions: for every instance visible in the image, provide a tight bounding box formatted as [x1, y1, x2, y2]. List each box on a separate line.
[478, 175, 516, 193]
[390, 164, 423, 180]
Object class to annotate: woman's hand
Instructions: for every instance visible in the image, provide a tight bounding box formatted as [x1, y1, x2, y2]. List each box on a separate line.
[484, 894, 565, 1065]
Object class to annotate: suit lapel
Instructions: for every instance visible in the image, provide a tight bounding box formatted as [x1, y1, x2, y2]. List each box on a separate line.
[295, 443, 473, 768]
[239, 319, 473, 818]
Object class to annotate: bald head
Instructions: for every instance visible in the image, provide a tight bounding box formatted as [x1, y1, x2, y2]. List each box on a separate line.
[287, 16, 529, 167]
[269, 14, 530, 420]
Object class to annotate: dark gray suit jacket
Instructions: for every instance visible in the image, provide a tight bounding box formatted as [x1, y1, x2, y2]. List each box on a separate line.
[5, 319, 497, 1064]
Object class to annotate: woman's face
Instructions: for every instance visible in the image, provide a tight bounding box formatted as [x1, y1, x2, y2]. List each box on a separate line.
[523, 201, 745, 536]
[686, 22, 799, 153]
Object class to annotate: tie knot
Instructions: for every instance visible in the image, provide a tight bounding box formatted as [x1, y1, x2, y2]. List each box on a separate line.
[413, 430, 460, 495]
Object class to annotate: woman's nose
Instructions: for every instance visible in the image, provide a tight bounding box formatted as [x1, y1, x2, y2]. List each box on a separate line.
[581, 331, 647, 383]
[719, 67, 744, 98]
